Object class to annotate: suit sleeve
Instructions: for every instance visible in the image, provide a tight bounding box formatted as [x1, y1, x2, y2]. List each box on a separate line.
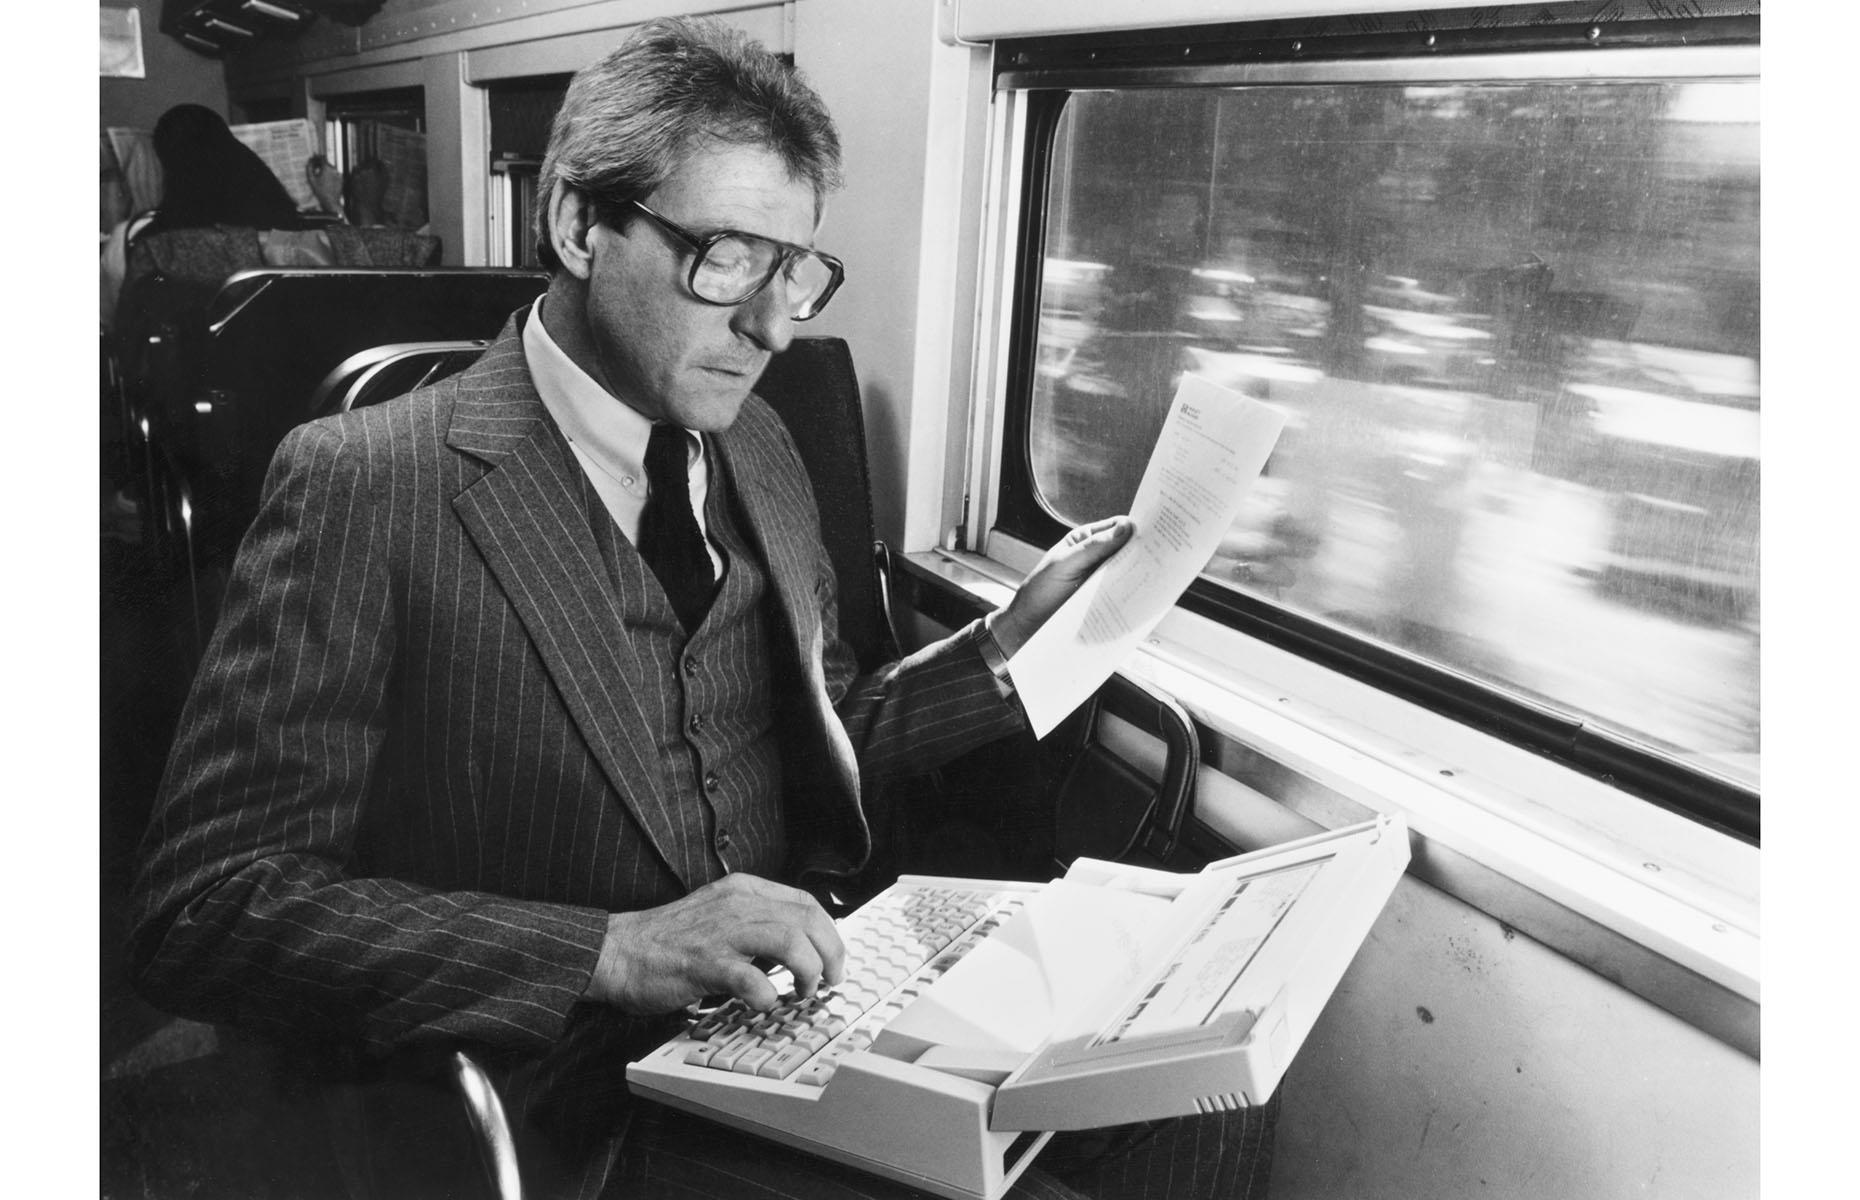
[127, 420, 608, 1056]
[824, 596, 1024, 786]
[778, 473, 1024, 784]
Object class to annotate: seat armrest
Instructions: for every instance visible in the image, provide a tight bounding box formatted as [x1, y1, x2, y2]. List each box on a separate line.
[452, 1050, 524, 1200]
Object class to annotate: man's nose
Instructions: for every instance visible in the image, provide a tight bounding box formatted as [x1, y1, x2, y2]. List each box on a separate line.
[732, 277, 797, 354]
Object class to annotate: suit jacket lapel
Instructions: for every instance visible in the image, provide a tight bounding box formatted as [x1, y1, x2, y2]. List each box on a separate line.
[713, 413, 864, 814]
[716, 430, 821, 667]
[446, 320, 701, 889]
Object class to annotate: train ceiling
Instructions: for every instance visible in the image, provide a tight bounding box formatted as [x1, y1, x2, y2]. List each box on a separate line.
[162, 0, 388, 57]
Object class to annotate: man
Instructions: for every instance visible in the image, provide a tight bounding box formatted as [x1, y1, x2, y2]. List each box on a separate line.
[129, 18, 1270, 1199]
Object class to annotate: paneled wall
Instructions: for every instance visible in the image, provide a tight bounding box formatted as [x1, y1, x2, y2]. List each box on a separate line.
[101, 3, 231, 132]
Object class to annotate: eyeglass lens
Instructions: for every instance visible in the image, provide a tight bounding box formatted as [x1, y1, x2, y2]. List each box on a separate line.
[692, 233, 838, 319]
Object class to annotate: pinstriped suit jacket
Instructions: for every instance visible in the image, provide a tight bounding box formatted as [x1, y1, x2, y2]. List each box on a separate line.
[127, 312, 1022, 1068]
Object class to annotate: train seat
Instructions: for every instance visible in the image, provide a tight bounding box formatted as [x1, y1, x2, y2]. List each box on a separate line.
[114, 267, 548, 615]
[748, 335, 901, 672]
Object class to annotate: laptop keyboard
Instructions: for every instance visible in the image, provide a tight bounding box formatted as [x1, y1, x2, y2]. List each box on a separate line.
[677, 882, 1028, 1088]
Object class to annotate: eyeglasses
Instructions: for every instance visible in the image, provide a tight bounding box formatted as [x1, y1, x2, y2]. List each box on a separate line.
[600, 196, 846, 322]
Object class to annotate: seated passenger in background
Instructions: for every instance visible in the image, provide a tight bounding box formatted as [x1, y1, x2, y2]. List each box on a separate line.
[99, 166, 134, 329]
[139, 103, 313, 239]
[100, 103, 319, 327]
[306, 153, 390, 226]
[127, 17, 1271, 1199]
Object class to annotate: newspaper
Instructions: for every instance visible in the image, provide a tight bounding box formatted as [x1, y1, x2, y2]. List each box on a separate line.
[104, 128, 162, 214]
[365, 122, 429, 229]
[230, 118, 321, 212]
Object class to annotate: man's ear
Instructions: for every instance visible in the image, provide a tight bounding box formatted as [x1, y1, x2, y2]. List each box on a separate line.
[548, 182, 598, 280]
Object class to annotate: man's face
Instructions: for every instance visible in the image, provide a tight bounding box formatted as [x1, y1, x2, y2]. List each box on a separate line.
[580, 144, 818, 431]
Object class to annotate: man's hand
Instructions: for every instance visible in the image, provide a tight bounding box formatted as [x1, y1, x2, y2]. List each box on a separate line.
[990, 516, 1135, 657]
[584, 874, 845, 1015]
[305, 155, 344, 217]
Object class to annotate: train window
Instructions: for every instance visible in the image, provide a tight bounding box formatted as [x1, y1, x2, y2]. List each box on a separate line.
[990, 23, 1759, 837]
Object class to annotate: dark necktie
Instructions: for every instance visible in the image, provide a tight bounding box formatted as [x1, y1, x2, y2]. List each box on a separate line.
[639, 423, 717, 634]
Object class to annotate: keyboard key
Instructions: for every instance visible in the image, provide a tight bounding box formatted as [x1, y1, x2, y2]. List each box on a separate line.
[793, 1060, 837, 1087]
[761, 1044, 814, 1079]
[709, 1036, 756, 1072]
[733, 1046, 777, 1075]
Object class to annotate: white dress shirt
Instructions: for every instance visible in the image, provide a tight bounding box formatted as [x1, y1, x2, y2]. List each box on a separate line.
[523, 299, 723, 576]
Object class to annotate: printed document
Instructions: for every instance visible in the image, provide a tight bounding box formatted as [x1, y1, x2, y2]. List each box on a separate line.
[1011, 375, 1286, 737]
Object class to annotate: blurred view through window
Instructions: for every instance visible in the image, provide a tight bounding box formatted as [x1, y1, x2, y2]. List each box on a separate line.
[1029, 75, 1759, 791]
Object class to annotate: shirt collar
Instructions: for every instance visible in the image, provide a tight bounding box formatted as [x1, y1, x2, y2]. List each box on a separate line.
[523, 296, 700, 486]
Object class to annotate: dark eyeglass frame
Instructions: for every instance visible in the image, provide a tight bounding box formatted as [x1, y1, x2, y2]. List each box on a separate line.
[597, 195, 846, 321]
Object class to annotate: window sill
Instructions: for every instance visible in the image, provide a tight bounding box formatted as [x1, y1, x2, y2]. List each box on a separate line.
[902, 543, 1759, 1057]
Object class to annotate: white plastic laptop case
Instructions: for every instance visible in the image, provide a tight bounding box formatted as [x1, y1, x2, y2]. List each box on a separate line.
[627, 815, 1409, 1200]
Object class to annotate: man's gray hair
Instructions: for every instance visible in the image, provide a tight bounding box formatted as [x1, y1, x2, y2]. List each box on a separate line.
[534, 17, 843, 271]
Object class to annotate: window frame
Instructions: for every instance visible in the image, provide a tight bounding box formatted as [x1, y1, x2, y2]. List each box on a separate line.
[981, 29, 1763, 844]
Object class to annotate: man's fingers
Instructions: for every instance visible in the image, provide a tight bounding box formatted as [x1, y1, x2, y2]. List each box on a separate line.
[686, 876, 843, 1002]
[718, 875, 845, 991]
[1070, 515, 1133, 556]
[586, 874, 847, 1014]
[815, 923, 846, 989]
[715, 958, 782, 1011]
[799, 907, 845, 992]
[745, 899, 843, 998]
[1052, 516, 1134, 579]
[1067, 514, 1131, 545]
[770, 927, 827, 1001]
[991, 515, 1137, 655]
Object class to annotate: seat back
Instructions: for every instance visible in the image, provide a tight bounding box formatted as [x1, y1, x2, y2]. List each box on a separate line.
[310, 340, 493, 417]
[751, 337, 900, 672]
[196, 267, 545, 451]
[151, 268, 546, 571]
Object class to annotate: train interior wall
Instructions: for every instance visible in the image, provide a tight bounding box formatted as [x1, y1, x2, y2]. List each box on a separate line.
[101, 7, 229, 132]
[1270, 862, 1755, 1198]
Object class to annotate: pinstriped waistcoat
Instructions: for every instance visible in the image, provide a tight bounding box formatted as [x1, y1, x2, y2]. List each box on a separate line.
[586, 446, 785, 888]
